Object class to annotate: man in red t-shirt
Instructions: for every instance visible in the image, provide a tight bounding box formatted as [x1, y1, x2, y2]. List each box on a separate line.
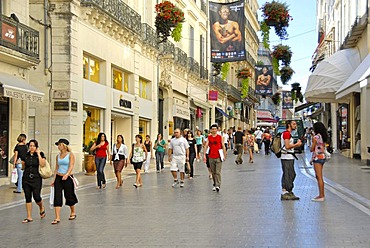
[204, 124, 227, 192]
[280, 120, 302, 200]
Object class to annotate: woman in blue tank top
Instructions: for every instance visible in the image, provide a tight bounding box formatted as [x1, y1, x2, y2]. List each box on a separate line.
[51, 138, 78, 225]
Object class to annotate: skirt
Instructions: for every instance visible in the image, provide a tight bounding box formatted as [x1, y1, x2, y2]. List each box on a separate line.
[113, 160, 124, 172]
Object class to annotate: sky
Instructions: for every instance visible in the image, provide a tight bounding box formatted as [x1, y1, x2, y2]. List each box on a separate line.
[256, 0, 318, 93]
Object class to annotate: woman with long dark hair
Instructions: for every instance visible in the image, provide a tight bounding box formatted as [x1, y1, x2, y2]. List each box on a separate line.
[261, 129, 272, 155]
[186, 131, 197, 179]
[90, 132, 110, 189]
[154, 133, 166, 172]
[21, 140, 46, 223]
[129, 135, 147, 188]
[310, 122, 329, 202]
[110, 135, 128, 189]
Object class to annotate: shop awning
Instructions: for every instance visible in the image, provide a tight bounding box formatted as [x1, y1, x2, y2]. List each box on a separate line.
[294, 102, 317, 112]
[0, 72, 44, 103]
[257, 118, 277, 123]
[336, 53, 370, 100]
[216, 107, 230, 118]
[305, 48, 361, 102]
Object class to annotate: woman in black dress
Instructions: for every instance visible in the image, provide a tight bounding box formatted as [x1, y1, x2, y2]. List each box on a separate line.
[21, 140, 47, 223]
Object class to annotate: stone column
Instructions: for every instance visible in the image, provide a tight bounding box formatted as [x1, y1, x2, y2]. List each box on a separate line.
[330, 103, 338, 153]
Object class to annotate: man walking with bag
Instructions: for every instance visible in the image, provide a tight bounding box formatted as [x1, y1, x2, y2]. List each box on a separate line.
[280, 120, 302, 200]
[233, 127, 244, 164]
[204, 124, 227, 192]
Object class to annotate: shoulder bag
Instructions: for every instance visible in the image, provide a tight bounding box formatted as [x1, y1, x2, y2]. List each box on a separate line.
[39, 159, 53, 179]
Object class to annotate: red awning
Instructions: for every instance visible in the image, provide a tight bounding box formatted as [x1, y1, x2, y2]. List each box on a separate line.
[257, 117, 277, 123]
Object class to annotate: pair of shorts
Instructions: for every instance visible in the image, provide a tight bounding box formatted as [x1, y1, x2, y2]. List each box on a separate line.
[170, 157, 186, 173]
[313, 159, 325, 164]
[132, 162, 143, 170]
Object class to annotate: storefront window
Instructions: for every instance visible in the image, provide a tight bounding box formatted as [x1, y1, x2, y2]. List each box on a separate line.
[112, 68, 129, 93]
[0, 97, 9, 176]
[139, 78, 150, 99]
[83, 106, 101, 149]
[174, 117, 189, 131]
[139, 119, 149, 139]
[83, 55, 100, 83]
[338, 104, 350, 150]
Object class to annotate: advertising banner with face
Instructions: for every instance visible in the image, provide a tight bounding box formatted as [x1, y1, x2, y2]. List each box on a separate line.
[255, 65, 274, 95]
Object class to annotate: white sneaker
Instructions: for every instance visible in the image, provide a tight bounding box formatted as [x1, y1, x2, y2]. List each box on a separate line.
[216, 187, 220, 192]
[212, 187, 216, 191]
[172, 181, 179, 188]
[180, 181, 184, 188]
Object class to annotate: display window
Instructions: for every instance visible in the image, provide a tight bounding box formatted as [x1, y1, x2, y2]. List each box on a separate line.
[0, 97, 9, 177]
[112, 68, 129, 93]
[139, 119, 150, 139]
[83, 106, 102, 149]
[139, 78, 151, 100]
[338, 104, 350, 150]
[83, 55, 100, 83]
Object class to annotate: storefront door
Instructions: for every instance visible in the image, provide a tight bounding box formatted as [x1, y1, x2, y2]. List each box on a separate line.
[0, 97, 9, 177]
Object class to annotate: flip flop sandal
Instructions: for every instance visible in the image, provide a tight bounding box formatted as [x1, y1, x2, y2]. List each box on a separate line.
[68, 215, 77, 220]
[51, 220, 60, 225]
[40, 209, 46, 218]
[22, 219, 33, 223]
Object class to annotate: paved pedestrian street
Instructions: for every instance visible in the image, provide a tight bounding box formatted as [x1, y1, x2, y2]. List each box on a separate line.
[1, 153, 370, 248]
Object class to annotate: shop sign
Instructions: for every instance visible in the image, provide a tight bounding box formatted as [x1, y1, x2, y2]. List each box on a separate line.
[71, 101, 78, 112]
[2, 22, 17, 45]
[208, 90, 218, 101]
[119, 99, 132, 109]
[234, 102, 242, 109]
[3, 87, 43, 103]
[53, 90, 70, 99]
[196, 107, 202, 118]
[257, 110, 273, 119]
[54, 101, 69, 111]
[173, 105, 190, 120]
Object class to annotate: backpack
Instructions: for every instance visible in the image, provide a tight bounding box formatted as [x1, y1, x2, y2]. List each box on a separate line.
[271, 133, 283, 158]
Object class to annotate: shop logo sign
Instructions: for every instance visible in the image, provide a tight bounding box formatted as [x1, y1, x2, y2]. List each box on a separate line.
[119, 99, 132, 109]
[2, 23, 17, 45]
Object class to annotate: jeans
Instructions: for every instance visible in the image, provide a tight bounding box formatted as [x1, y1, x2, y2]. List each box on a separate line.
[264, 140, 271, 155]
[256, 139, 262, 150]
[95, 157, 107, 187]
[16, 163, 23, 192]
[155, 151, 165, 171]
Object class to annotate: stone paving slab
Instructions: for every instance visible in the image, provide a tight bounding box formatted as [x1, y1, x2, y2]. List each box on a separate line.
[1, 153, 370, 247]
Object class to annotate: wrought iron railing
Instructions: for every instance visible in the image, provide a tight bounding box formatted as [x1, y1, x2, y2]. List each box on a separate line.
[200, 66, 208, 80]
[248, 86, 257, 100]
[0, 15, 39, 59]
[188, 57, 200, 75]
[175, 47, 187, 67]
[159, 40, 175, 55]
[141, 23, 158, 49]
[245, 19, 259, 43]
[246, 50, 256, 67]
[227, 84, 241, 101]
[200, 1, 208, 15]
[80, 0, 141, 35]
[210, 76, 228, 92]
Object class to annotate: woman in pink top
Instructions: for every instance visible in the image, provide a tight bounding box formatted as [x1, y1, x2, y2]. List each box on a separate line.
[310, 122, 329, 202]
[90, 133, 110, 189]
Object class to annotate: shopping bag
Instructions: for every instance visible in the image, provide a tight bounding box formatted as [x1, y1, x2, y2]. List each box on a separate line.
[49, 186, 54, 209]
[11, 168, 18, 183]
[254, 143, 259, 153]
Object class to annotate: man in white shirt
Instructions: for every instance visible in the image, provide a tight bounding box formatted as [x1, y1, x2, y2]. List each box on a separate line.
[168, 128, 189, 188]
[254, 127, 263, 153]
[222, 129, 229, 150]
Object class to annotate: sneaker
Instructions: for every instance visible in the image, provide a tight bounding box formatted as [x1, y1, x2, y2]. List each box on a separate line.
[288, 192, 300, 200]
[280, 193, 290, 200]
[311, 197, 325, 202]
[180, 181, 184, 188]
[133, 183, 138, 188]
[215, 187, 220, 192]
[234, 161, 239, 165]
[172, 180, 179, 188]
[212, 187, 216, 191]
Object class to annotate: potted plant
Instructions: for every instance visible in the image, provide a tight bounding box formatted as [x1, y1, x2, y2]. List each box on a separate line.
[271, 44, 292, 66]
[212, 62, 223, 76]
[241, 78, 249, 98]
[280, 66, 294, 84]
[260, 1, 292, 40]
[271, 92, 281, 105]
[236, 68, 252, 79]
[291, 83, 303, 103]
[155, 1, 185, 43]
[83, 139, 96, 176]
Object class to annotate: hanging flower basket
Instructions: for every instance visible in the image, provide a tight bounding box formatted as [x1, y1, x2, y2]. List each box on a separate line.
[271, 92, 281, 105]
[271, 44, 292, 66]
[212, 62, 223, 76]
[280, 66, 294, 84]
[236, 68, 252, 79]
[261, 1, 292, 40]
[291, 82, 300, 90]
[155, 1, 185, 43]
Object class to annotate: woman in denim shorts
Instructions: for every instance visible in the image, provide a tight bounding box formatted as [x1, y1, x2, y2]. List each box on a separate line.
[310, 122, 329, 202]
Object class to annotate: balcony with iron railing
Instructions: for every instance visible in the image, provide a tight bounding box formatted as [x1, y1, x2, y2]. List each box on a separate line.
[80, 0, 141, 35]
[227, 84, 241, 102]
[245, 19, 259, 43]
[188, 57, 200, 76]
[340, 12, 368, 49]
[159, 40, 175, 55]
[200, 1, 208, 16]
[0, 15, 39, 59]
[245, 50, 256, 67]
[175, 47, 187, 67]
[247, 86, 258, 103]
[141, 23, 158, 49]
[210, 76, 228, 92]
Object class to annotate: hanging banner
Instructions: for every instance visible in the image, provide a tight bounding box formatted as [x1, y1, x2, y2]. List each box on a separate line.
[208, 90, 218, 101]
[209, 0, 245, 62]
[282, 91, 293, 109]
[255, 65, 274, 95]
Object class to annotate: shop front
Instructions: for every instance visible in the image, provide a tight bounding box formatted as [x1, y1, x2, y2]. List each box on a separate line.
[173, 104, 190, 131]
[83, 106, 103, 151]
